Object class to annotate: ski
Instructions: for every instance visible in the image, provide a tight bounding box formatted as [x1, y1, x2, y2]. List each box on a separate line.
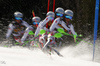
[47, 46, 63, 57]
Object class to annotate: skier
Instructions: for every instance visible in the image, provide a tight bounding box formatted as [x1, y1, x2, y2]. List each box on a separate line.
[34, 11, 55, 37]
[50, 9, 77, 42]
[6, 12, 32, 45]
[24, 16, 41, 40]
[35, 11, 55, 47]
[42, 7, 65, 49]
[29, 16, 41, 46]
[32, 16, 41, 30]
[64, 9, 77, 42]
[50, 7, 70, 32]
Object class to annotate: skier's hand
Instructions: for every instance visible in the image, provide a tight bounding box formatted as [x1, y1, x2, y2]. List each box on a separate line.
[74, 34, 77, 42]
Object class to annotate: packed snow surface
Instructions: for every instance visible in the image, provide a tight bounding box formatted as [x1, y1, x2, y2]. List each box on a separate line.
[0, 45, 100, 66]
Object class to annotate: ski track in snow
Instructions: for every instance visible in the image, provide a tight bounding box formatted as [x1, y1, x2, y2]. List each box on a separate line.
[0, 37, 100, 66]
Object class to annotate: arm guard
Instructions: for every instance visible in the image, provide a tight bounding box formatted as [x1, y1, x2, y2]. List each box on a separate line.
[6, 24, 14, 38]
[61, 21, 70, 31]
[70, 24, 77, 35]
[40, 16, 51, 28]
[50, 18, 60, 31]
[21, 27, 33, 43]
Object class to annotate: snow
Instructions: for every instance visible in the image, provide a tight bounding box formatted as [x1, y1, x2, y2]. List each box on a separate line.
[0, 46, 100, 66]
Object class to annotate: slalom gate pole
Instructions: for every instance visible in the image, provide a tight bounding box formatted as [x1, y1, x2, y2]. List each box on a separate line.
[52, 0, 55, 23]
[53, 0, 55, 12]
[32, 10, 35, 17]
[46, 0, 50, 28]
[32, 10, 38, 27]
[47, 0, 50, 12]
[46, 0, 56, 27]
[93, 0, 99, 61]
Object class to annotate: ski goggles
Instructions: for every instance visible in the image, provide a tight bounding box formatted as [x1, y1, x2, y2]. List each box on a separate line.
[65, 16, 72, 19]
[56, 13, 63, 17]
[33, 22, 39, 25]
[50, 17, 54, 20]
[15, 17, 22, 20]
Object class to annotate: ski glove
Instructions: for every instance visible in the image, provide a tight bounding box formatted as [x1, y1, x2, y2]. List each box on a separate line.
[74, 33, 77, 42]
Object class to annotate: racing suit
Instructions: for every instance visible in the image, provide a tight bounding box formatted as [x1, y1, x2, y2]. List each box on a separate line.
[6, 20, 32, 43]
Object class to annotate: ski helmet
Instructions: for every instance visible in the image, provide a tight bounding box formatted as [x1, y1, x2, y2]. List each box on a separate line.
[55, 7, 64, 14]
[32, 16, 41, 22]
[64, 10, 73, 17]
[46, 11, 55, 18]
[14, 12, 23, 18]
